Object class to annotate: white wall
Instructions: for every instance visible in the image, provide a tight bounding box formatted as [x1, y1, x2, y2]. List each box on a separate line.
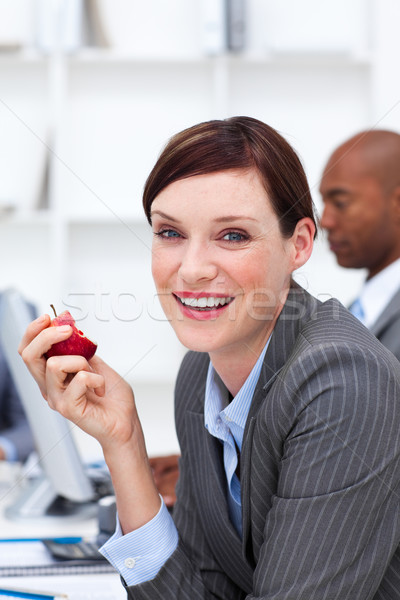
[0, 0, 399, 456]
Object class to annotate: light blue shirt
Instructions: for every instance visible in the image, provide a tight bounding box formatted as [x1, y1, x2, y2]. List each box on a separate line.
[100, 340, 269, 585]
[204, 340, 269, 535]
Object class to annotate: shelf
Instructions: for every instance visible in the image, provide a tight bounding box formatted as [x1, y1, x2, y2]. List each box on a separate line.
[67, 47, 211, 65]
[63, 47, 373, 68]
[0, 48, 51, 67]
[0, 209, 52, 226]
[235, 49, 372, 67]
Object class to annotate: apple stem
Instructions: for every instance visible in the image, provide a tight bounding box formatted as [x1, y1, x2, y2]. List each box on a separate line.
[50, 304, 57, 318]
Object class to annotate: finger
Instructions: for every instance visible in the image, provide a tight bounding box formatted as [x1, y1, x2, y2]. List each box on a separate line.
[46, 357, 105, 411]
[66, 369, 106, 404]
[46, 354, 95, 384]
[20, 324, 72, 368]
[19, 317, 72, 400]
[18, 313, 51, 354]
[87, 355, 130, 398]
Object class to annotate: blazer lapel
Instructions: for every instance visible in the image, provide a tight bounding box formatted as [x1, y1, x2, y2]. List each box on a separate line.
[241, 284, 319, 559]
[185, 410, 254, 592]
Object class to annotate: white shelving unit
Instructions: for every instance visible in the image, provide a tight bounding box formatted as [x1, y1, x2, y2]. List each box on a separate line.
[1, 0, 399, 454]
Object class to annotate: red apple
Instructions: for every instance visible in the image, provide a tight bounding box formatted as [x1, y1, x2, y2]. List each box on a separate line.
[45, 305, 97, 361]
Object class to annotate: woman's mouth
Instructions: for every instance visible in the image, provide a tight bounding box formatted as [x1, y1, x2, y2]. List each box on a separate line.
[173, 293, 234, 319]
[175, 294, 233, 310]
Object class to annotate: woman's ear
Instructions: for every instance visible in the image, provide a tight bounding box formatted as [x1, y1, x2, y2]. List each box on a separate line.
[290, 217, 315, 270]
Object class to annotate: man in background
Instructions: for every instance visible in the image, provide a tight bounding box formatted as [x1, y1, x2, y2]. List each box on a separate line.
[319, 129, 400, 361]
[0, 292, 35, 462]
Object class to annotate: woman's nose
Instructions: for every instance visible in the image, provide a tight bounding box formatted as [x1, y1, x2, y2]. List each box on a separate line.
[177, 243, 218, 285]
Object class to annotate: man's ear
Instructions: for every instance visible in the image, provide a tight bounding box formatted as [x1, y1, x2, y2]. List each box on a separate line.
[291, 217, 315, 270]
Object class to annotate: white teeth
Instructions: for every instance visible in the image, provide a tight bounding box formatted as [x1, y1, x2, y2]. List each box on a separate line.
[198, 297, 208, 308]
[179, 296, 232, 309]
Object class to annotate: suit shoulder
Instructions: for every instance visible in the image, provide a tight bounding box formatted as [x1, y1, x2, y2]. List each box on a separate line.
[302, 298, 390, 352]
[282, 298, 400, 384]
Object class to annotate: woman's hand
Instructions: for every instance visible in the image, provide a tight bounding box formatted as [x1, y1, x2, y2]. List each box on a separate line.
[19, 313, 161, 532]
[18, 314, 136, 451]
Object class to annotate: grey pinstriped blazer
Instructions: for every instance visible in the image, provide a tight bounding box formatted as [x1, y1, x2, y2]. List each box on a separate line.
[370, 287, 400, 363]
[127, 285, 400, 599]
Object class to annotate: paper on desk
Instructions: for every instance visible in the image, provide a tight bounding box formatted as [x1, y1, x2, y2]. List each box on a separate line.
[0, 542, 50, 567]
[0, 574, 126, 600]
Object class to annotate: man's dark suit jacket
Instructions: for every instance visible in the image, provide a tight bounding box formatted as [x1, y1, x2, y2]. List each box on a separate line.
[0, 293, 35, 461]
[127, 286, 400, 599]
[371, 286, 400, 362]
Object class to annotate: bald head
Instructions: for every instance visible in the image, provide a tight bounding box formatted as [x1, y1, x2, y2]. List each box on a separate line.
[325, 130, 400, 194]
[320, 129, 400, 278]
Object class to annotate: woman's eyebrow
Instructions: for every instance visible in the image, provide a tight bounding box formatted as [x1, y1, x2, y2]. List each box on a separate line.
[151, 210, 180, 223]
[213, 215, 258, 223]
[151, 210, 258, 224]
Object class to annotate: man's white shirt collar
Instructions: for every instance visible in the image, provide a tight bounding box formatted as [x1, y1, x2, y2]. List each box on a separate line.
[358, 257, 400, 328]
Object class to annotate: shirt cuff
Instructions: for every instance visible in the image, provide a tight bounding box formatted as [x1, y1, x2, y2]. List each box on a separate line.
[99, 496, 178, 585]
[0, 436, 18, 462]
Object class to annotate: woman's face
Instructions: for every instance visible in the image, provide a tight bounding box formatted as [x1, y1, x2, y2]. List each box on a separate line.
[151, 168, 311, 361]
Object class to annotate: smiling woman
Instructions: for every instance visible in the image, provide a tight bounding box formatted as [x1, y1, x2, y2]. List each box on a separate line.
[19, 117, 400, 600]
[149, 168, 314, 394]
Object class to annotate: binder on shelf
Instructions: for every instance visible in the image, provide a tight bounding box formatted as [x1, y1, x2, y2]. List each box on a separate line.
[201, 0, 226, 55]
[85, 0, 110, 48]
[226, 0, 246, 52]
[60, 0, 85, 53]
[35, 0, 86, 53]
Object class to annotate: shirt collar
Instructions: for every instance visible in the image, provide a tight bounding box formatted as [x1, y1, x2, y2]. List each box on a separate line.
[204, 339, 270, 450]
[359, 257, 400, 328]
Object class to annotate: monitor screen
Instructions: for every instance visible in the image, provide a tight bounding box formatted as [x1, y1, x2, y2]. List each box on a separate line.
[0, 288, 110, 522]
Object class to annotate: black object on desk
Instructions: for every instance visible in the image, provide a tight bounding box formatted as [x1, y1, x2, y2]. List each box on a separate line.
[42, 539, 105, 562]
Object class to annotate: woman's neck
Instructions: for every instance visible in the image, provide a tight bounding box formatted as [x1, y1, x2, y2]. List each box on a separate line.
[209, 340, 266, 397]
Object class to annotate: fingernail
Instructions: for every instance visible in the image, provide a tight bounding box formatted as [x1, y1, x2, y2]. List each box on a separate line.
[58, 325, 71, 332]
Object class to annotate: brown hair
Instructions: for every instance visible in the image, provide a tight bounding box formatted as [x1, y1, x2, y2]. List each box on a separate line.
[142, 116, 317, 238]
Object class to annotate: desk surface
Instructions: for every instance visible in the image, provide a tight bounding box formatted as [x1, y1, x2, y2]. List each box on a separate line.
[0, 461, 100, 539]
[0, 465, 125, 600]
[0, 483, 98, 539]
[0, 573, 127, 599]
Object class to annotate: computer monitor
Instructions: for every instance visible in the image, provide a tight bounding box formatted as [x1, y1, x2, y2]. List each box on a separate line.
[0, 288, 109, 522]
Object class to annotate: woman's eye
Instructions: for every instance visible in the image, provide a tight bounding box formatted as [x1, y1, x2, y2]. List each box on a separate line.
[155, 229, 181, 239]
[222, 231, 248, 242]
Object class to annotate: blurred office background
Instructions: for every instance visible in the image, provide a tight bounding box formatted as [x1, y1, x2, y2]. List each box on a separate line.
[0, 0, 399, 455]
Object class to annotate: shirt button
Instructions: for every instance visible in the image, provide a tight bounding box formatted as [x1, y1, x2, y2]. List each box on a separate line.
[124, 557, 136, 569]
